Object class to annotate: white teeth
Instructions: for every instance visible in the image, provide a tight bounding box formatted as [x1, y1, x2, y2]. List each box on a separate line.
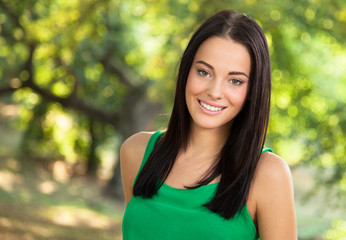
[199, 101, 224, 112]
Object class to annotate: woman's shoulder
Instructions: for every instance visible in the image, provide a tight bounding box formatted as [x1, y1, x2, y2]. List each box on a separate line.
[121, 131, 155, 150]
[120, 131, 156, 177]
[120, 131, 156, 204]
[250, 151, 292, 205]
[120, 131, 156, 162]
[252, 151, 293, 200]
[251, 151, 296, 238]
[255, 151, 291, 182]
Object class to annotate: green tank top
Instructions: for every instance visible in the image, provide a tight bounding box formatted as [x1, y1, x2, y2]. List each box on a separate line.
[122, 131, 272, 240]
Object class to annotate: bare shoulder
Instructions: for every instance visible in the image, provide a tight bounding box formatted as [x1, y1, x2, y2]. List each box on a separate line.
[255, 151, 292, 184]
[252, 151, 297, 239]
[120, 131, 155, 204]
[253, 151, 293, 205]
[120, 131, 155, 173]
[120, 131, 154, 159]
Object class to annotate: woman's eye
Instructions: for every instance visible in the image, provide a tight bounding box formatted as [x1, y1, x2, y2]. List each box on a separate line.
[197, 70, 210, 77]
[229, 79, 243, 86]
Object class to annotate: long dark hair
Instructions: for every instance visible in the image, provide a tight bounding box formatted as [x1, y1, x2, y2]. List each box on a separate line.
[133, 10, 271, 219]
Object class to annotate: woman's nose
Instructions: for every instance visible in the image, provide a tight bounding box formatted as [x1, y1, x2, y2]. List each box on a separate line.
[207, 80, 224, 99]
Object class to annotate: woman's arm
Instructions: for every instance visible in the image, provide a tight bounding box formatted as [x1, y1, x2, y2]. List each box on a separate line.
[253, 152, 297, 239]
[120, 132, 153, 205]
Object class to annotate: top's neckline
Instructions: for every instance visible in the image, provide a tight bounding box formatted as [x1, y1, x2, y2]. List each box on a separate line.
[162, 181, 219, 191]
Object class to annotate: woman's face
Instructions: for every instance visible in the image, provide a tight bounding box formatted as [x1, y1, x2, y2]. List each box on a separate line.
[185, 36, 251, 132]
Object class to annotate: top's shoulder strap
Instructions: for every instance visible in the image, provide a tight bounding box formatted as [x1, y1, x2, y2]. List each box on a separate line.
[139, 130, 164, 171]
[262, 147, 273, 153]
[133, 130, 164, 188]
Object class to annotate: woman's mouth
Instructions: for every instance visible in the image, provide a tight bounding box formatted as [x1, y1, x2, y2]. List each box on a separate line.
[198, 100, 226, 112]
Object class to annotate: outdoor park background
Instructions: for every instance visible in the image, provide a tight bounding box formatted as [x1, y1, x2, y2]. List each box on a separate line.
[0, 0, 345, 239]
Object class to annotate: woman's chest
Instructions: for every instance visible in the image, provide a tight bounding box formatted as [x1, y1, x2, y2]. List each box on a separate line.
[164, 155, 219, 189]
[123, 187, 258, 240]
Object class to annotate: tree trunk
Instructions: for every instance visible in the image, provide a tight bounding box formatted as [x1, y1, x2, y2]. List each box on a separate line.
[87, 119, 99, 176]
[104, 95, 163, 200]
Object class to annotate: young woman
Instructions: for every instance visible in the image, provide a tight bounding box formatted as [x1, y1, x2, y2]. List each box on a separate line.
[120, 10, 296, 240]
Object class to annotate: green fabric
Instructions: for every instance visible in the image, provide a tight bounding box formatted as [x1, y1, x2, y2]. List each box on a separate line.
[122, 131, 272, 240]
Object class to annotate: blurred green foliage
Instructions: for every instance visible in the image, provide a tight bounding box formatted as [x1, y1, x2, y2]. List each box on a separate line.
[0, 0, 345, 212]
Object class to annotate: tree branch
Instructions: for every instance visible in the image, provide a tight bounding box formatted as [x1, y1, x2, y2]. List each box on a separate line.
[27, 82, 120, 126]
[0, 23, 17, 42]
[0, 85, 19, 95]
[0, 43, 121, 127]
[0, 81, 121, 128]
[55, 57, 80, 97]
[0, 0, 26, 33]
[94, 48, 137, 88]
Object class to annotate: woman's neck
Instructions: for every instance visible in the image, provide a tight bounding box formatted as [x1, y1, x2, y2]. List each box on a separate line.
[183, 124, 230, 161]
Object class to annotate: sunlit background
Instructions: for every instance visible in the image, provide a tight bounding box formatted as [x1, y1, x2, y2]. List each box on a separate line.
[0, 0, 345, 239]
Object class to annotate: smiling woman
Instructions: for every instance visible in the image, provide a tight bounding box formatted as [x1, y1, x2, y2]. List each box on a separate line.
[120, 10, 296, 240]
[185, 37, 250, 132]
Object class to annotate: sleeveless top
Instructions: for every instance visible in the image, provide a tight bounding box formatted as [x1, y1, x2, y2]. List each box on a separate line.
[122, 131, 273, 240]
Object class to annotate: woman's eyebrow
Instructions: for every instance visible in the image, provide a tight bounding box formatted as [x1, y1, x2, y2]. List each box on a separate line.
[228, 71, 249, 79]
[196, 60, 249, 79]
[196, 60, 214, 69]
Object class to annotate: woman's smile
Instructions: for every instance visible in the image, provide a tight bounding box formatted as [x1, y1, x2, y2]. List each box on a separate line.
[198, 99, 227, 114]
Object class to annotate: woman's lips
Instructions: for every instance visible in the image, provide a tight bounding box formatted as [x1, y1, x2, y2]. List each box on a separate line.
[198, 99, 227, 114]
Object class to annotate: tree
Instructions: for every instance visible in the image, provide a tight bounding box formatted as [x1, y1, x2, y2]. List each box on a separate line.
[1, 0, 345, 201]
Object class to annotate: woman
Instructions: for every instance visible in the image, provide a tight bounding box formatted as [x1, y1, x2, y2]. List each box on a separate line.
[120, 10, 296, 239]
